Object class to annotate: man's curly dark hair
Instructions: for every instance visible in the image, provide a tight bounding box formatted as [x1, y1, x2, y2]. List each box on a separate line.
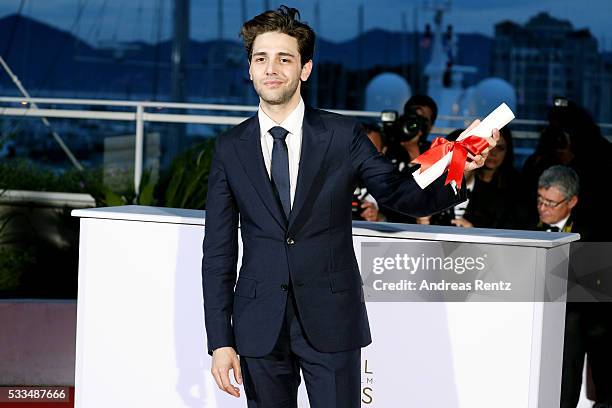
[240, 5, 315, 66]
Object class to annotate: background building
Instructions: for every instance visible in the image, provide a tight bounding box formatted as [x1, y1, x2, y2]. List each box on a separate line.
[492, 12, 612, 122]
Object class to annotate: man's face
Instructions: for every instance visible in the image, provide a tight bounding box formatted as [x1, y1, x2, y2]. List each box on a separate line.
[248, 31, 312, 107]
[415, 105, 434, 134]
[537, 186, 577, 225]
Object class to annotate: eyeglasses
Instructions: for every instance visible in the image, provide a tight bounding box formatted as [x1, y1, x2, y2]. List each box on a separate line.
[537, 195, 568, 208]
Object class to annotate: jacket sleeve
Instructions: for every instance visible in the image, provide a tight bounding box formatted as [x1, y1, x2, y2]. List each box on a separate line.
[201, 139, 239, 355]
[350, 122, 466, 217]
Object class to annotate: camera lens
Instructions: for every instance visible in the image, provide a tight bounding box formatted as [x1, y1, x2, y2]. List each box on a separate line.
[402, 120, 421, 139]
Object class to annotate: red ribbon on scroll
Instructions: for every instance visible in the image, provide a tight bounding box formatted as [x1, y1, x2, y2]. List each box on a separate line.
[411, 136, 490, 189]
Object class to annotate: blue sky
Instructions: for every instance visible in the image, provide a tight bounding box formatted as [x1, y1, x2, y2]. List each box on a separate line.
[1, 0, 611, 50]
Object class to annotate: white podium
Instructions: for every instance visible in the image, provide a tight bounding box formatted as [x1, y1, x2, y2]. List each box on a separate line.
[72, 205, 579, 408]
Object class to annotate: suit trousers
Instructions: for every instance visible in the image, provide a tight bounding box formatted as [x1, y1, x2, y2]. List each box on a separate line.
[239, 289, 361, 408]
[560, 303, 612, 407]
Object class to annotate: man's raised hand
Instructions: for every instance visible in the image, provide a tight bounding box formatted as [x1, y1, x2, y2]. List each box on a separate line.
[459, 119, 500, 172]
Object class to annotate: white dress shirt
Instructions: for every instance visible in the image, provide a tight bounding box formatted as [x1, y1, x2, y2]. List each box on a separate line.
[550, 214, 570, 232]
[257, 98, 304, 209]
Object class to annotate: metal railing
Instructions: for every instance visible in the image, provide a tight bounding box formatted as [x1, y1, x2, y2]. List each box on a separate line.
[1, 96, 611, 196]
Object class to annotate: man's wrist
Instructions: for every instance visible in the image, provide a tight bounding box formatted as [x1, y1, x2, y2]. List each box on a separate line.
[209, 343, 235, 356]
[213, 345, 238, 354]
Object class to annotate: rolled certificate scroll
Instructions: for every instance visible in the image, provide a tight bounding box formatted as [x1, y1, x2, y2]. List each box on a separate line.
[412, 103, 515, 190]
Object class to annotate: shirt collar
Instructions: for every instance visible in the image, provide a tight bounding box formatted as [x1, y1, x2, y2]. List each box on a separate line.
[257, 98, 305, 137]
[552, 214, 571, 231]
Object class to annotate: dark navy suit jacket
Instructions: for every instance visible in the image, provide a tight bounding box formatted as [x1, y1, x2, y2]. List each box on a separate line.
[202, 107, 466, 358]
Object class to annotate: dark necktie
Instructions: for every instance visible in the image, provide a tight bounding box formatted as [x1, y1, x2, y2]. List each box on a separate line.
[545, 225, 560, 232]
[269, 126, 291, 219]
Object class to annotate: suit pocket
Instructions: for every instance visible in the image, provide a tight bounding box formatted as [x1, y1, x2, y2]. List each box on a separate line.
[330, 269, 363, 293]
[234, 276, 256, 298]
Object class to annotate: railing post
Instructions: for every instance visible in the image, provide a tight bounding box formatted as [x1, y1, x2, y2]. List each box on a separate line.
[134, 105, 145, 198]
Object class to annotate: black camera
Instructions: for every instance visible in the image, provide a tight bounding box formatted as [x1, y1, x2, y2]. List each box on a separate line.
[553, 96, 569, 108]
[381, 106, 430, 146]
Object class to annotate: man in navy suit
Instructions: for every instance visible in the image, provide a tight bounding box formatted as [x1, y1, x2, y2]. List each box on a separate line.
[202, 6, 498, 407]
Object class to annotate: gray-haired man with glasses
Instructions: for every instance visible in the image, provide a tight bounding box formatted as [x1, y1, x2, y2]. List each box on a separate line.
[536, 165, 612, 407]
[536, 165, 579, 232]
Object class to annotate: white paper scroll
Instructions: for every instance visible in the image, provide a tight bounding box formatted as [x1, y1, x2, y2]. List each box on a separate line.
[413, 103, 515, 190]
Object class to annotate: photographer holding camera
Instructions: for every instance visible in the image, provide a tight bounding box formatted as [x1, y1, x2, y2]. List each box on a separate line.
[383, 94, 437, 168]
[381, 94, 438, 224]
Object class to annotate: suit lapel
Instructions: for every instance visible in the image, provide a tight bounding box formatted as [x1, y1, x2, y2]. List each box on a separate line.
[233, 116, 287, 230]
[288, 107, 333, 228]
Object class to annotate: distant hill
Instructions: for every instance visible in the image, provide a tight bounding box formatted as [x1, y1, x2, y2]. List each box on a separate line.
[0, 14, 252, 102]
[0, 14, 493, 102]
[317, 28, 491, 81]
[0, 14, 98, 93]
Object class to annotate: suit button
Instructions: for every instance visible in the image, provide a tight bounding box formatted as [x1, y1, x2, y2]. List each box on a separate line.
[286, 237, 295, 245]
[280, 284, 289, 291]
